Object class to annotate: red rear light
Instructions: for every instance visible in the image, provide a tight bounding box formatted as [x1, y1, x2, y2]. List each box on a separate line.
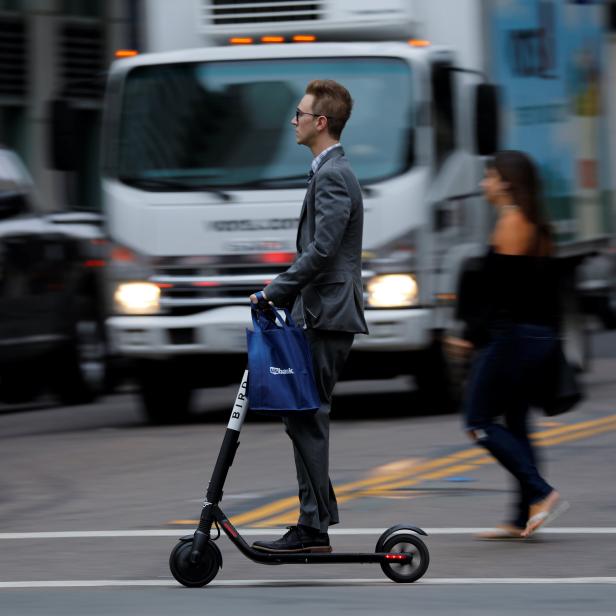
[156, 283, 173, 289]
[111, 246, 136, 262]
[84, 259, 106, 268]
[192, 281, 220, 287]
[385, 554, 408, 560]
[260, 252, 295, 264]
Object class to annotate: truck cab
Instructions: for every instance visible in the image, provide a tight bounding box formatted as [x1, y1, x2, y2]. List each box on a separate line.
[101, 0, 613, 423]
[101, 34, 497, 422]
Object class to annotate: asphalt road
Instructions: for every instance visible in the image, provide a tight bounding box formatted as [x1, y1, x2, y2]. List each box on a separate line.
[1, 332, 615, 615]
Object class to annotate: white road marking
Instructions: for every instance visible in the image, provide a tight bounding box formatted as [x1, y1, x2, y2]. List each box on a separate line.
[1, 578, 616, 589]
[1, 527, 616, 540]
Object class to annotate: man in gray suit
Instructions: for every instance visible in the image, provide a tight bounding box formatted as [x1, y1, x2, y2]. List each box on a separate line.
[249, 79, 368, 554]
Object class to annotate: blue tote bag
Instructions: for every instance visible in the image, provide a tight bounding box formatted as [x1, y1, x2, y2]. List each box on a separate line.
[246, 306, 320, 415]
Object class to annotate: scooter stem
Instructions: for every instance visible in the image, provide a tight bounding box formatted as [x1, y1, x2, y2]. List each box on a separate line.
[190, 371, 249, 564]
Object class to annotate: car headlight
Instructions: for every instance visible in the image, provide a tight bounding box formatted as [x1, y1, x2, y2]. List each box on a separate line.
[366, 274, 418, 308]
[114, 282, 161, 314]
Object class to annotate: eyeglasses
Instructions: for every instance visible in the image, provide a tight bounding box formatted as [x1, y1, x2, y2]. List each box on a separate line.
[295, 108, 338, 122]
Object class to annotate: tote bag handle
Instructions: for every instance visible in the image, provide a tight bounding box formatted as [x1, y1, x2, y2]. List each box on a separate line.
[251, 304, 297, 332]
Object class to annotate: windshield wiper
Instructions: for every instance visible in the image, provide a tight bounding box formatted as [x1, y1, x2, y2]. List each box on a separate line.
[235, 174, 310, 188]
[119, 176, 231, 201]
[237, 175, 377, 197]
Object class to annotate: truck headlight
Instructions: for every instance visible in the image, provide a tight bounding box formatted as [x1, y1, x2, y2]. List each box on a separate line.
[367, 274, 418, 308]
[114, 282, 160, 314]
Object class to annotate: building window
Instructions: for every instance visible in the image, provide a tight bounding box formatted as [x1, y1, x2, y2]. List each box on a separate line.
[63, 0, 103, 17]
[0, 16, 27, 97]
[0, 105, 28, 161]
[0, 1, 21, 11]
[59, 22, 104, 99]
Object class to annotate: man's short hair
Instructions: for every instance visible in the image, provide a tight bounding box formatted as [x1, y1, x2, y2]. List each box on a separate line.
[305, 79, 353, 140]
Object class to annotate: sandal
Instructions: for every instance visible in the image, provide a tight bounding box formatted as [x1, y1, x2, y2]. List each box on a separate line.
[522, 491, 569, 537]
[475, 524, 526, 540]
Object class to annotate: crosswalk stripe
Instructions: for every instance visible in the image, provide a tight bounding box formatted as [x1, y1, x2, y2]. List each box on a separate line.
[1, 577, 616, 589]
[1, 527, 616, 540]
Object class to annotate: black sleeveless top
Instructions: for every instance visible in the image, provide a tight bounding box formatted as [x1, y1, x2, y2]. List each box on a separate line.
[457, 247, 560, 346]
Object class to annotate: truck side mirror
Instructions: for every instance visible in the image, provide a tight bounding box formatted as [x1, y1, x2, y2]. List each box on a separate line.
[48, 99, 79, 170]
[405, 127, 416, 169]
[474, 84, 500, 156]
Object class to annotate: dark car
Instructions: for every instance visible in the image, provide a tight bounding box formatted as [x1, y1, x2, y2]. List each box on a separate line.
[0, 146, 108, 405]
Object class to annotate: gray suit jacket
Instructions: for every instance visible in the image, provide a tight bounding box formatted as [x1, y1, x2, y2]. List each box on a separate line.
[264, 146, 368, 334]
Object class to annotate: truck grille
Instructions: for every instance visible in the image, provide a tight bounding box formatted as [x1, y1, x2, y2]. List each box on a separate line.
[151, 263, 289, 316]
[204, 0, 324, 26]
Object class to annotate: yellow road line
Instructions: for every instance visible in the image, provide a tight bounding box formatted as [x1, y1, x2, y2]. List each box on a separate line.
[254, 458, 495, 527]
[233, 414, 616, 528]
[168, 413, 616, 527]
[228, 448, 486, 526]
[531, 414, 616, 441]
[253, 421, 616, 526]
[538, 423, 616, 448]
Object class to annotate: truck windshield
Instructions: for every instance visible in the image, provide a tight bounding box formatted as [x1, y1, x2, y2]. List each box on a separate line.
[116, 57, 414, 190]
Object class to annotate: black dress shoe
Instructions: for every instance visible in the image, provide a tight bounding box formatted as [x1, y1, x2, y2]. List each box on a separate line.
[252, 525, 332, 553]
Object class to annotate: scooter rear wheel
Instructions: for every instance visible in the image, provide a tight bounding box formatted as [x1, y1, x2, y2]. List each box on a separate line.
[379, 533, 429, 583]
[169, 539, 221, 587]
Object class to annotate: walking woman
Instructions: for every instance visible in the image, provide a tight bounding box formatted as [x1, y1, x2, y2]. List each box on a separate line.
[456, 150, 567, 539]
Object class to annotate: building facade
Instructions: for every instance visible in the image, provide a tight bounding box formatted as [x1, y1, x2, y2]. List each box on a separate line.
[0, 0, 136, 211]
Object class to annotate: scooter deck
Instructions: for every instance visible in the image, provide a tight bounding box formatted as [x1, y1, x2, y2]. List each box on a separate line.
[179, 534, 411, 565]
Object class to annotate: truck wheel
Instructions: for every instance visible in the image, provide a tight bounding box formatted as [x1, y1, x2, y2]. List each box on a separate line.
[136, 360, 193, 424]
[49, 317, 107, 405]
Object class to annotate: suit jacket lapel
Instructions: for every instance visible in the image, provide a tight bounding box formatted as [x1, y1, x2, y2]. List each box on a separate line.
[296, 146, 344, 249]
[296, 192, 309, 250]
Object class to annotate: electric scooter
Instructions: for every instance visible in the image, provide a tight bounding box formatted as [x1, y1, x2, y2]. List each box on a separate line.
[169, 367, 430, 587]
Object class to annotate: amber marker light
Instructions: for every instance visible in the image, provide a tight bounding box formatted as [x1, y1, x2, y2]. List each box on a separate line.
[115, 49, 139, 58]
[261, 36, 285, 43]
[229, 37, 254, 45]
[292, 34, 316, 42]
[408, 39, 431, 47]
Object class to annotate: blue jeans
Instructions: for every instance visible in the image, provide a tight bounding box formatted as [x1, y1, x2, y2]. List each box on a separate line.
[464, 323, 558, 528]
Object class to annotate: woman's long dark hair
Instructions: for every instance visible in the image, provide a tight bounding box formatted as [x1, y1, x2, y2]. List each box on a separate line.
[488, 150, 554, 256]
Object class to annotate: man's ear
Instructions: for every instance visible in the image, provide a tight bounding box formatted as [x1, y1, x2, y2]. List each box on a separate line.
[316, 115, 329, 133]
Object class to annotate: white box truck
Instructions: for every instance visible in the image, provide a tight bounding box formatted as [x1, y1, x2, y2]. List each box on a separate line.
[99, 0, 614, 422]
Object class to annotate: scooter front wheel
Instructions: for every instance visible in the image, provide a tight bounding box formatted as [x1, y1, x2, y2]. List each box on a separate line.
[169, 539, 221, 587]
[379, 533, 429, 583]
